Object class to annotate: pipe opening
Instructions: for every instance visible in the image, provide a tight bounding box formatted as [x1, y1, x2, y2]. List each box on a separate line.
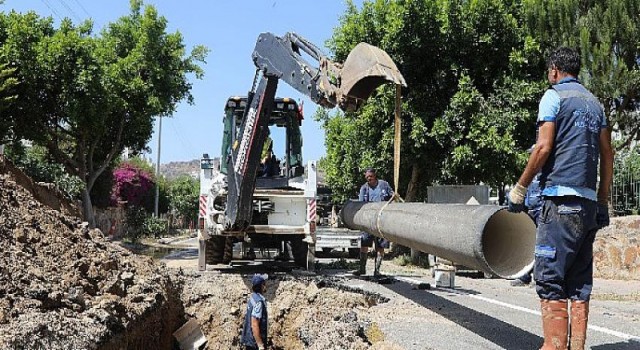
[482, 209, 536, 278]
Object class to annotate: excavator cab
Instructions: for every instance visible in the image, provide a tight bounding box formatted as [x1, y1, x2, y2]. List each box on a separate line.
[220, 96, 303, 183]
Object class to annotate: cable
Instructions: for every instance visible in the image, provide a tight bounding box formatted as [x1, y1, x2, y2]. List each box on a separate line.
[40, 0, 63, 21]
[70, 0, 91, 18]
[55, 0, 82, 22]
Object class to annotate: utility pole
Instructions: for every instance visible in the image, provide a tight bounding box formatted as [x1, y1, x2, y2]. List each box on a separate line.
[154, 116, 162, 217]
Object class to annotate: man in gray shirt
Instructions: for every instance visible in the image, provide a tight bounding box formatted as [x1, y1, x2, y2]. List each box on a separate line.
[354, 168, 394, 276]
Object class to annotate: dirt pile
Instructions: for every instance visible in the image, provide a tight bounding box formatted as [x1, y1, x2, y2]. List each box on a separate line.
[594, 215, 640, 280]
[0, 170, 183, 349]
[179, 271, 396, 349]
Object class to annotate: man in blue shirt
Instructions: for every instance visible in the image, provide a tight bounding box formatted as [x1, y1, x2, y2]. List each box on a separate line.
[508, 47, 614, 350]
[354, 168, 394, 277]
[241, 274, 268, 350]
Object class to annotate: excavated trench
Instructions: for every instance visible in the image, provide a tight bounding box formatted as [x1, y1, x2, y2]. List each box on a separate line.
[0, 158, 389, 349]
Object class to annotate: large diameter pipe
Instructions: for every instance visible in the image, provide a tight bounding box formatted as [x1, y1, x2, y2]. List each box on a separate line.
[340, 201, 536, 279]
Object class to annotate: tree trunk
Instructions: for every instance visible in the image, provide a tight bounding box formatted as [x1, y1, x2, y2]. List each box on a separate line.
[81, 187, 96, 228]
[404, 163, 420, 202]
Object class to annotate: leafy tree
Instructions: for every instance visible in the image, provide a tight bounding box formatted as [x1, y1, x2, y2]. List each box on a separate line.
[0, 1, 207, 226]
[4, 143, 84, 199]
[323, 0, 542, 201]
[521, 0, 640, 150]
[0, 59, 18, 142]
[168, 175, 199, 225]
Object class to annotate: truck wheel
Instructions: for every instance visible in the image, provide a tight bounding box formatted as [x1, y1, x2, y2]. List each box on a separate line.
[290, 237, 314, 270]
[205, 236, 226, 265]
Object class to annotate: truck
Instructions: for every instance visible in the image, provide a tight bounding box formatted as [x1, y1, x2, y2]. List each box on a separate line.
[197, 32, 405, 270]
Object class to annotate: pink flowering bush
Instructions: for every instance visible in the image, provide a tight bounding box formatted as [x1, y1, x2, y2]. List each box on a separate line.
[111, 163, 155, 209]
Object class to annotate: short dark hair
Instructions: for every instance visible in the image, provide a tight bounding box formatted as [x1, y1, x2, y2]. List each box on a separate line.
[547, 47, 581, 77]
[364, 168, 376, 175]
[252, 283, 263, 293]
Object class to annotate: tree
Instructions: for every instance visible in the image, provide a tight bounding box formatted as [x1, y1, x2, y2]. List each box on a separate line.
[0, 58, 19, 143]
[521, 0, 640, 150]
[168, 175, 199, 226]
[0, 1, 207, 226]
[323, 0, 543, 201]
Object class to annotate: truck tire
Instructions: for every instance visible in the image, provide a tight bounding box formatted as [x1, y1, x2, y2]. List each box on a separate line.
[205, 236, 226, 265]
[290, 237, 314, 270]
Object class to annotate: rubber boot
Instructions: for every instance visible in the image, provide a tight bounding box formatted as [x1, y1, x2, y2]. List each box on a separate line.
[374, 252, 383, 276]
[540, 299, 569, 350]
[569, 300, 589, 350]
[353, 252, 367, 276]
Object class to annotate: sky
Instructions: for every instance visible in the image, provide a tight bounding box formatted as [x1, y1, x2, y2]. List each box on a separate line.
[3, 0, 363, 164]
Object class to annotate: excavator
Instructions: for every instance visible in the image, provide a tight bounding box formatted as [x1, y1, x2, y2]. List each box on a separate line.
[198, 32, 405, 270]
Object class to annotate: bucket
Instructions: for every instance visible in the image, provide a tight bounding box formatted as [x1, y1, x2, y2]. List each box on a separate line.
[434, 266, 455, 288]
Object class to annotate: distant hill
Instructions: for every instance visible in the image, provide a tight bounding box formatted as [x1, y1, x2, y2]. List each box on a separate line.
[160, 158, 219, 180]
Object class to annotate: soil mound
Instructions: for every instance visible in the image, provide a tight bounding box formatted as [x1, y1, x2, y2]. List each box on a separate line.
[0, 170, 182, 349]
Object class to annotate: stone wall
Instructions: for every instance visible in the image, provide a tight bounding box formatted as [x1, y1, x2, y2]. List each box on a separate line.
[594, 215, 640, 280]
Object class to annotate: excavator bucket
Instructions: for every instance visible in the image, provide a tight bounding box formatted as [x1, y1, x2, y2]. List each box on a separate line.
[339, 43, 406, 107]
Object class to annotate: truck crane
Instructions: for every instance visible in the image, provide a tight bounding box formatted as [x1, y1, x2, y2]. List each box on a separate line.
[198, 32, 406, 270]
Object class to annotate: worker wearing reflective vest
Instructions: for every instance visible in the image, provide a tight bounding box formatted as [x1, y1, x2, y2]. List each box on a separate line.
[508, 47, 613, 350]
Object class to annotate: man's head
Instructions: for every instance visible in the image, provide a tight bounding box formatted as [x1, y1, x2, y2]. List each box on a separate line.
[364, 168, 378, 187]
[251, 273, 268, 293]
[547, 47, 581, 84]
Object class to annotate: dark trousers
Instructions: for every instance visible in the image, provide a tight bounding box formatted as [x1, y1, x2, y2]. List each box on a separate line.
[245, 346, 258, 350]
[534, 196, 598, 301]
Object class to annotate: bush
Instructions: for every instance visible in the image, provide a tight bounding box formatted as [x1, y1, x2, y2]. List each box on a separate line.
[143, 216, 168, 238]
[125, 206, 147, 243]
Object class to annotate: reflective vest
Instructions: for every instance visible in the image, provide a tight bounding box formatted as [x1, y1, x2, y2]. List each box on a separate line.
[241, 292, 268, 347]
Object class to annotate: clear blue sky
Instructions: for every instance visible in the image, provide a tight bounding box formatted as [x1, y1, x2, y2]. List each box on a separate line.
[3, 0, 363, 164]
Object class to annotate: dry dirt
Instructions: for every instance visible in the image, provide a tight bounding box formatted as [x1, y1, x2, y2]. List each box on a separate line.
[0, 167, 184, 349]
[0, 157, 403, 349]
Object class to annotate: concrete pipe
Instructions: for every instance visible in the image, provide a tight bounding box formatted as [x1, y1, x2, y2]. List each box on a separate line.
[340, 201, 536, 279]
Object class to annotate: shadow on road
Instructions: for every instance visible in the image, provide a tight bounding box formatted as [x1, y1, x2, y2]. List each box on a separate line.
[381, 278, 543, 350]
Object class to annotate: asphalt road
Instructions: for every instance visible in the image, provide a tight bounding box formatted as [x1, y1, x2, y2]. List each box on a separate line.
[161, 238, 640, 350]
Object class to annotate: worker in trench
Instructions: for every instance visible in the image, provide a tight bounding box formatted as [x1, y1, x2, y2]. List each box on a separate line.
[241, 274, 269, 350]
[354, 168, 394, 277]
[507, 47, 613, 350]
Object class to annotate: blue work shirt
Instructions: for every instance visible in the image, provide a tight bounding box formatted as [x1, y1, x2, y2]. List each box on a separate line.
[537, 77, 607, 201]
[241, 292, 268, 347]
[359, 179, 394, 202]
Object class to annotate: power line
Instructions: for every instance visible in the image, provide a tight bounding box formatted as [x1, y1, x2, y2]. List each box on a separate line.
[40, 0, 63, 21]
[70, 0, 91, 18]
[55, 0, 82, 22]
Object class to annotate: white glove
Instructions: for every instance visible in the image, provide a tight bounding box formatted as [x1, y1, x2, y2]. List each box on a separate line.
[508, 183, 527, 205]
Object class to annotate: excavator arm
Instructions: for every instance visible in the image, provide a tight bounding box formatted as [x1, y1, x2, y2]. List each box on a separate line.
[224, 32, 406, 231]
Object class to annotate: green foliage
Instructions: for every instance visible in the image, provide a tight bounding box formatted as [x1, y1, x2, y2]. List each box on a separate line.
[5, 143, 83, 199]
[143, 215, 168, 238]
[124, 206, 146, 243]
[0, 61, 18, 141]
[168, 175, 199, 224]
[521, 0, 640, 149]
[324, 0, 543, 201]
[0, 2, 208, 225]
[611, 148, 640, 215]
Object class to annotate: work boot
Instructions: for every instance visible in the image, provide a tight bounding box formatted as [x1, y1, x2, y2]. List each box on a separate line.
[353, 252, 367, 276]
[569, 300, 589, 350]
[374, 252, 383, 277]
[540, 299, 569, 350]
